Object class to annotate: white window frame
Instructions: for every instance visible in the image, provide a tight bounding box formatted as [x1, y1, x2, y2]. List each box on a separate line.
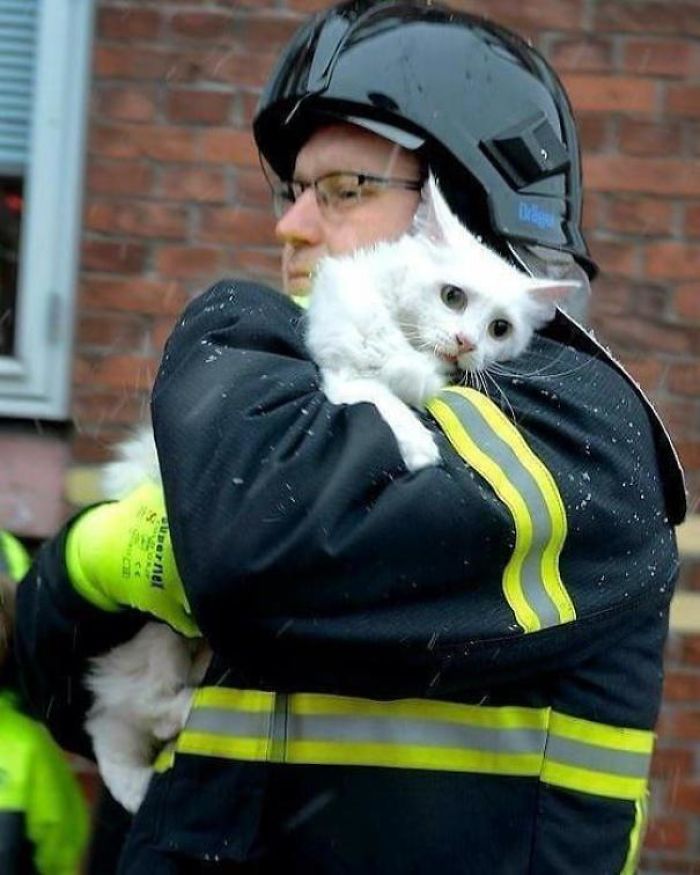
[0, 0, 94, 419]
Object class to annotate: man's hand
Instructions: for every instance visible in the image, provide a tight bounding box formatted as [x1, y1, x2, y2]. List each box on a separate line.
[65, 482, 200, 637]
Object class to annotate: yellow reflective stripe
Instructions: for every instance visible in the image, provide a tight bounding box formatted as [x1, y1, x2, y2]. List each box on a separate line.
[426, 387, 574, 632]
[171, 688, 653, 803]
[540, 760, 648, 801]
[620, 795, 648, 874]
[543, 712, 653, 801]
[550, 711, 654, 755]
[290, 693, 547, 730]
[192, 686, 275, 713]
[451, 388, 573, 626]
[178, 732, 272, 762]
[427, 395, 537, 630]
[285, 740, 544, 775]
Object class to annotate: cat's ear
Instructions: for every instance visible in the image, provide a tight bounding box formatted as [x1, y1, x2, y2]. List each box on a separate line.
[528, 279, 583, 316]
[411, 173, 463, 244]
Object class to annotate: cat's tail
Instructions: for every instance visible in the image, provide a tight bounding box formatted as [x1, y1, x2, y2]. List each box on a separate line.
[101, 425, 161, 499]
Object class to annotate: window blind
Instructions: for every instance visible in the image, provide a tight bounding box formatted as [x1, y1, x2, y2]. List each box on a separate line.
[0, 0, 38, 173]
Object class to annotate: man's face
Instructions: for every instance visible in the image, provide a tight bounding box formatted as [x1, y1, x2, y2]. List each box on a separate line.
[275, 123, 423, 296]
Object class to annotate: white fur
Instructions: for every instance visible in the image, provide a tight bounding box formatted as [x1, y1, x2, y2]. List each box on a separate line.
[84, 427, 210, 813]
[306, 175, 580, 471]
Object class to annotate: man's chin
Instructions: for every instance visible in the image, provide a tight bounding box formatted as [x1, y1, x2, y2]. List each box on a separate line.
[285, 275, 312, 296]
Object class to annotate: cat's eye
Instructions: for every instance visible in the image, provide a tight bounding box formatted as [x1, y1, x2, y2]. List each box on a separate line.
[489, 319, 512, 339]
[440, 285, 467, 311]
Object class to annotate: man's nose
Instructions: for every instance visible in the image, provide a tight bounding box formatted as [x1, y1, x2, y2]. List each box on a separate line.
[275, 187, 322, 244]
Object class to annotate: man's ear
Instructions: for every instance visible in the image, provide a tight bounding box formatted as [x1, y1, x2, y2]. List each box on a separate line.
[411, 173, 462, 244]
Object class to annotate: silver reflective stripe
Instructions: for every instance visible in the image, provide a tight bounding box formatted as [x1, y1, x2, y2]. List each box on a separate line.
[436, 390, 562, 629]
[288, 713, 545, 755]
[186, 707, 271, 739]
[546, 736, 651, 779]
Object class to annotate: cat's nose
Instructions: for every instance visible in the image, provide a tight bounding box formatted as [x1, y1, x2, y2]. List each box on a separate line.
[455, 333, 474, 352]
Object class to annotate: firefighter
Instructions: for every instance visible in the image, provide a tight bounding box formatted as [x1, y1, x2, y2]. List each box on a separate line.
[0, 531, 89, 874]
[15, 1, 685, 872]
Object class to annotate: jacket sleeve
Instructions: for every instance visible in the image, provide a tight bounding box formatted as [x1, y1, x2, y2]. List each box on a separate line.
[151, 280, 681, 698]
[25, 723, 90, 875]
[14, 519, 145, 756]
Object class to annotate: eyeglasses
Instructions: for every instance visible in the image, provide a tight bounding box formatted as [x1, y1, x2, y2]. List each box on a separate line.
[267, 171, 424, 219]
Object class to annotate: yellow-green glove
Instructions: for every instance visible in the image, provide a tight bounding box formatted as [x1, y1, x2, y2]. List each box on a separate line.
[65, 482, 199, 637]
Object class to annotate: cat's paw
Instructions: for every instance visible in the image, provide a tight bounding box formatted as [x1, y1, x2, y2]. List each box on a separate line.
[397, 426, 441, 471]
[152, 688, 194, 741]
[102, 763, 152, 814]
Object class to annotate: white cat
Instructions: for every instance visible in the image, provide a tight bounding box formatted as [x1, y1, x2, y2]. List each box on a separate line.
[84, 175, 580, 813]
[306, 174, 580, 470]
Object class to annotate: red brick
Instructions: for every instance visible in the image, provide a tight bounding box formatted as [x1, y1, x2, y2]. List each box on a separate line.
[76, 312, 150, 350]
[198, 207, 276, 246]
[200, 129, 259, 166]
[80, 277, 187, 316]
[654, 398, 700, 438]
[668, 363, 700, 396]
[97, 8, 161, 41]
[549, 37, 613, 72]
[650, 746, 695, 780]
[81, 240, 147, 273]
[95, 85, 158, 123]
[605, 197, 674, 236]
[676, 441, 700, 471]
[170, 12, 234, 40]
[93, 45, 173, 80]
[84, 201, 188, 240]
[232, 12, 302, 54]
[581, 191, 605, 231]
[596, 2, 700, 37]
[646, 243, 700, 280]
[92, 124, 199, 162]
[616, 357, 665, 392]
[72, 391, 150, 428]
[165, 89, 232, 125]
[667, 85, 700, 119]
[623, 39, 700, 78]
[584, 157, 700, 196]
[596, 317, 694, 355]
[86, 158, 153, 196]
[664, 670, 700, 701]
[588, 239, 640, 278]
[73, 354, 157, 392]
[644, 818, 689, 852]
[618, 119, 683, 157]
[670, 781, 700, 814]
[589, 276, 631, 316]
[577, 114, 609, 152]
[155, 246, 223, 279]
[71, 431, 136, 465]
[685, 205, 700, 238]
[150, 316, 179, 354]
[164, 49, 274, 88]
[674, 283, 700, 322]
[236, 168, 273, 209]
[226, 249, 281, 285]
[562, 74, 657, 113]
[160, 168, 229, 203]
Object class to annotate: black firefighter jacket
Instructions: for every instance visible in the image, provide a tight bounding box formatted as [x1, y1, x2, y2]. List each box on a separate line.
[16, 281, 686, 874]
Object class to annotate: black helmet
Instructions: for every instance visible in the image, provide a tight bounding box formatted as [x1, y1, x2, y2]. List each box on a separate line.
[253, 0, 597, 279]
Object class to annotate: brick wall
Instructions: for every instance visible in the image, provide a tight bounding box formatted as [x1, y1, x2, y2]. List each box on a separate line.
[75, 0, 699, 869]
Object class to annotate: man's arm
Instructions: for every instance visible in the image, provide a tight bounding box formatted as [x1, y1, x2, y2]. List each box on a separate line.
[150, 280, 681, 697]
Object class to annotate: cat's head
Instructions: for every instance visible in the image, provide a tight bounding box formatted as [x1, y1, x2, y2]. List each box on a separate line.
[395, 175, 582, 372]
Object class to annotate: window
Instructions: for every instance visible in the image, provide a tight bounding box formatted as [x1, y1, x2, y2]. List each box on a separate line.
[0, 0, 94, 418]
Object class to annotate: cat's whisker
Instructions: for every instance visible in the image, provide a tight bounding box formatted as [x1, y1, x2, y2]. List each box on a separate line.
[483, 369, 516, 422]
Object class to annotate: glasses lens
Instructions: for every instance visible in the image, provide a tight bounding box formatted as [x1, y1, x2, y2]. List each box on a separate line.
[316, 173, 366, 213]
